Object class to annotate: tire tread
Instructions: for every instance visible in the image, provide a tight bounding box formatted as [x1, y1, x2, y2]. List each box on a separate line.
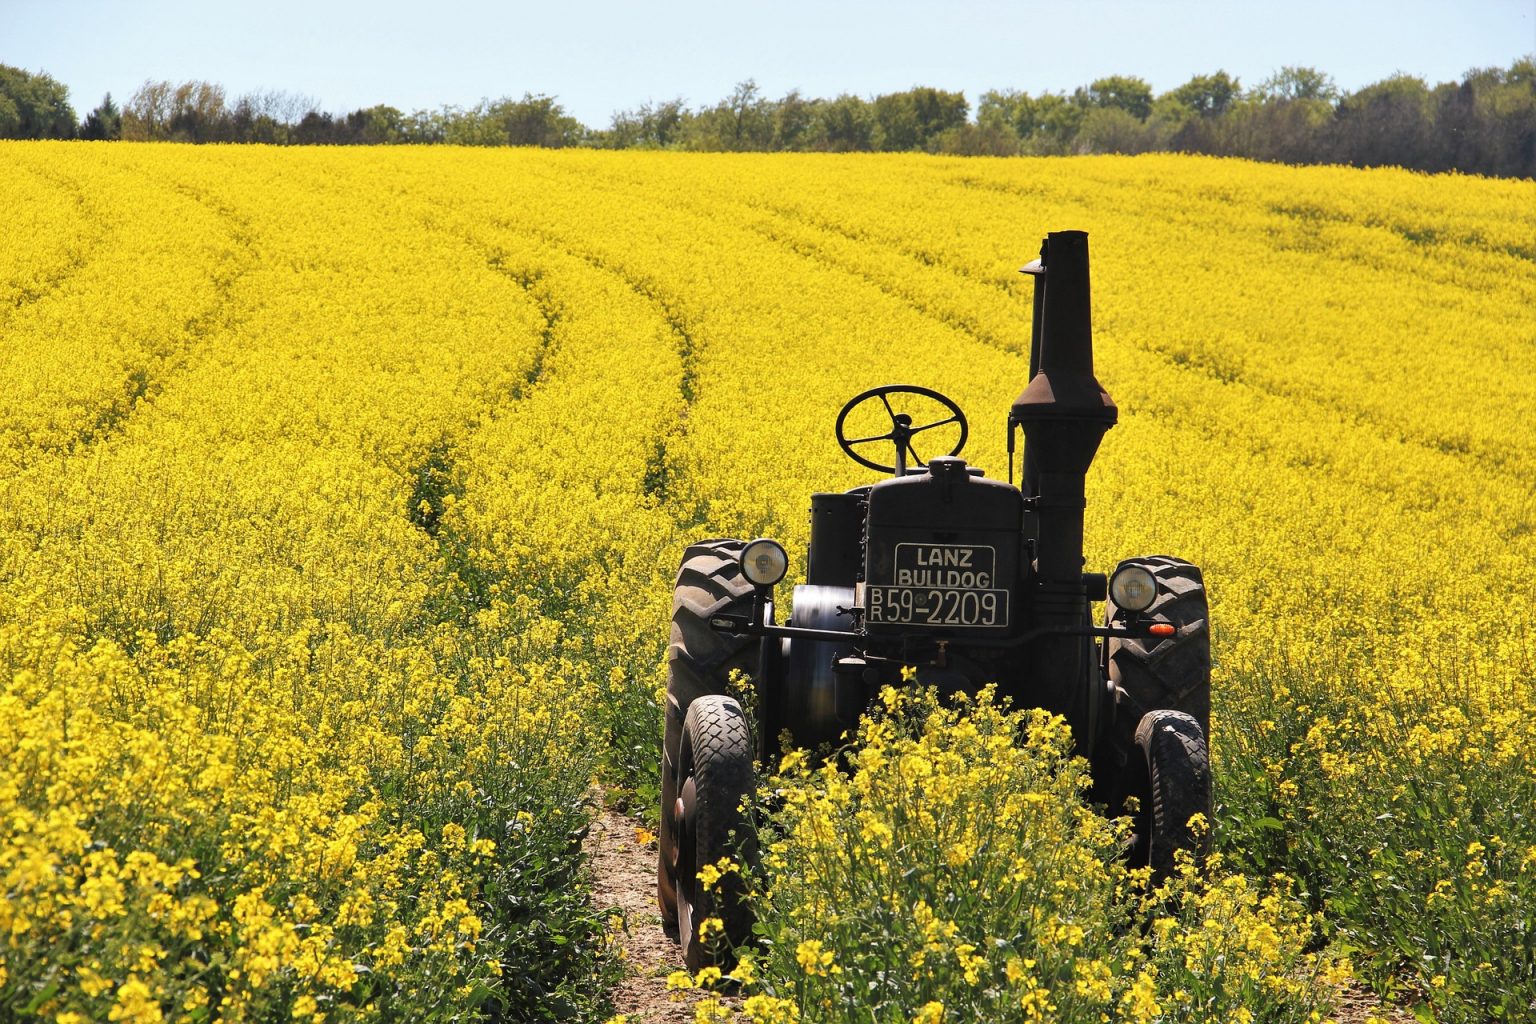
[1136, 708, 1212, 878]
[1107, 556, 1211, 739]
[680, 694, 756, 970]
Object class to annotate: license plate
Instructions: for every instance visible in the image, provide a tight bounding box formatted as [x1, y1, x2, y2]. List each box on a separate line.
[865, 543, 1010, 628]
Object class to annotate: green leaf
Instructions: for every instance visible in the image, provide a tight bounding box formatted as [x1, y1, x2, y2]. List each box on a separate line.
[23, 984, 60, 1013]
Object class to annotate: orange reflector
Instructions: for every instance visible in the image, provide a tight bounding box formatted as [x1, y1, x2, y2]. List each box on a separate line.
[1149, 623, 1177, 637]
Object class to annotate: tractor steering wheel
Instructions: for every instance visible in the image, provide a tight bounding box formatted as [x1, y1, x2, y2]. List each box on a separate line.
[835, 385, 968, 475]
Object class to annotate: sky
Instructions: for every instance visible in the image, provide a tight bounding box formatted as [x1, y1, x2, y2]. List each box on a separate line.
[3, 0, 1533, 126]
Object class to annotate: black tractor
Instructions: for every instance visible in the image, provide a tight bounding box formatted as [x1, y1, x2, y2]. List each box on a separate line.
[658, 230, 1212, 969]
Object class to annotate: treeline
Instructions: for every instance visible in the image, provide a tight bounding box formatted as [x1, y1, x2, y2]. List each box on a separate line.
[3, 58, 1533, 178]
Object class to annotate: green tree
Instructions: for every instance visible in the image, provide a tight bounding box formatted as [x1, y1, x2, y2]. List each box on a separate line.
[1021, 93, 1085, 154]
[229, 94, 286, 144]
[682, 80, 773, 150]
[932, 122, 1020, 156]
[1331, 73, 1435, 169]
[643, 98, 689, 146]
[167, 81, 229, 142]
[773, 89, 816, 150]
[1436, 58, 1536, 178]
[1253, 66, 1339, 104]
[481, 94, 584, 147]
[292, 110, 340, 145]
[441, 105, 501, 146]
[911, 86, 968, 148]
[0, 64, 77, 138]
[607, 98, 688, 148]
[122, 80, 171, 140]
[343, 105, 406, 145]
[1160, 72, 1241, 153]
[80, 93, 122, 140]
[1214, 66, 1339, 164]
[1168, 71, 1240, 117]
[403, 108, 451, 144]
[1082, 75, 1154, 120]
[1077, 105, 1156, 153]
[806, 93, 876, 151]
[977, 88, 1031, 140]
[873, 87, 967, 151]
[123, 80, 230, 141]
[721, 79, 773, 149]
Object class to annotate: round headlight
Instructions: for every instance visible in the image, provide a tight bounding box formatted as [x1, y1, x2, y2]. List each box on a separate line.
[740, 538, 788, 587]
[1109, 564, 1158, 613]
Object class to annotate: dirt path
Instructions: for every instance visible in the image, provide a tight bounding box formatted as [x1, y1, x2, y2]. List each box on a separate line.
[1336, 983, 1417, 1024]
[586, 800, 733, 1023]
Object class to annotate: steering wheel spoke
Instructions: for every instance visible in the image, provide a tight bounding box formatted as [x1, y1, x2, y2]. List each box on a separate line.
[834, 385, 968, 475]
[909, 414, 961, 435]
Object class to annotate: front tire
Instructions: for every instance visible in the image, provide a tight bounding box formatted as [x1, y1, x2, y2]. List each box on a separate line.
[675, 694, 757, 971]
[1136, 708, 1212, 878]
[660, 540, 759, 929]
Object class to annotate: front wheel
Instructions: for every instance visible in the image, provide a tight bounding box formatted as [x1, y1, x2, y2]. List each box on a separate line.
[675, 694, 757, 971]
[1135, 708, 1212, 879]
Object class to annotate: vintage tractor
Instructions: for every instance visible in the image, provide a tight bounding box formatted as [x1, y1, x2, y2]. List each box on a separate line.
[658, 230, 1212, 969]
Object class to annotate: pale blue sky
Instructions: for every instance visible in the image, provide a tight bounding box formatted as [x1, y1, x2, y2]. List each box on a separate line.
[3, 0, 1532, 125]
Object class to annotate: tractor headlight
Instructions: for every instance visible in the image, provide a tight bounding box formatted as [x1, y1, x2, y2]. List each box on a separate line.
[1109, 564, 1158, 613]
[740, 539, 788, 587]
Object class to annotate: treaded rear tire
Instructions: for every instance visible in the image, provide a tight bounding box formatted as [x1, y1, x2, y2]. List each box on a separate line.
[659, 539, 759, 930]
[1106, 555, 1211, 743]
[1136, 709, 1212, 879]
[677, 694, 757, 971]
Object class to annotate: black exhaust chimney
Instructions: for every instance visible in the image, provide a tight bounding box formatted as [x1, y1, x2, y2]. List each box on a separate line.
[1010, 230, 1117, 582]
[1010, 231, 1117, 742]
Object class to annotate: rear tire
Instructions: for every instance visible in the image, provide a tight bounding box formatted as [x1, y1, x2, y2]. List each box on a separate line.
[659, 540, 759, 930]
[676, 694, 757, 971]
[1106, 555, 1210, 744]
[1136, 709, 1212, 879]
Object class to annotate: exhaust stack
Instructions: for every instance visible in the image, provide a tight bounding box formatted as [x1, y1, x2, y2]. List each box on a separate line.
[1010, 230, 1117, 582]
[1011, 231, 1117, 739]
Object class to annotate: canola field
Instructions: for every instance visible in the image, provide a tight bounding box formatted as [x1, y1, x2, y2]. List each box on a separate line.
[1, 142, 1533, 1023]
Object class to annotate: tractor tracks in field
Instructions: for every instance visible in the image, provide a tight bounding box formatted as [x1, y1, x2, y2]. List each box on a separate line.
[526, 236, 702, 510]
[730, 187, 1533, 490]
[397, 196, 711, 632]
[483, 258, 562, 403]
[400, 252, 565, 624]
[679, 181, 1027, 357]
[1336, 988, 1416, 1024]
[0, 160, 103, 325]
[413, 191, 699, 427]
[12, 159, 260, 465]
[89, 213, 248, 449]
[446, 204, 706, 517]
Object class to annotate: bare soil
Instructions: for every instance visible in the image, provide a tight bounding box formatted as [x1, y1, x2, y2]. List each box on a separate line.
[586, 799, 737, 1022]
[1335, 982, 1418, 1024]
